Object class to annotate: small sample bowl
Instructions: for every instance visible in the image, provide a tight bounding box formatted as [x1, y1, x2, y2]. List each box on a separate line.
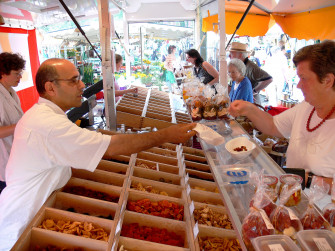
[225, 136, 256, 160]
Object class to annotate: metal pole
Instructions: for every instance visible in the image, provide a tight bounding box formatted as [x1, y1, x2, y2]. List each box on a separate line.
[225, 0, 255, 50]
[219, 0, 227, 90]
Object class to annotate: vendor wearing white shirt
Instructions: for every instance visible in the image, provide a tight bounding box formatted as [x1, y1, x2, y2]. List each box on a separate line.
[229, 40, 335, 190]
[0, 52, 25, 193]
[0, 58, 196, 250]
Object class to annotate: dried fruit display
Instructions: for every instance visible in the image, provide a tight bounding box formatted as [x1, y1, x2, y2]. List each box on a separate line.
[242, 207, 275, 250]
[33, 245, 83, 251]
[131, 182, 168, 196]
[38, 219, 109, 241]
[192, 186, 219, 193]
[323, 208, 335, 232]
[194, 206, 233, 229]
[127, 199, 184, 221]
[121, 223, 184, 247]
[301, 205, 330, 230]
[62, 186, 118, 203]
[199, 236, 242, 251]
[270, 206, 302, 239]
[136, 161, 156, 170]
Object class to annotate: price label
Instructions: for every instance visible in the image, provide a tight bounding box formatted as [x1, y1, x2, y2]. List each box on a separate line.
[121, 200, 126, 212]
[268, 244, 285, 251]
[193, 222, 199, 239]
[189, 201, 195, 215]
[187, 184, 191, 195]
[111, 241, 117, 251]
[287, 208, 299, 220]
[115, 220, 121, 236]
[185, 173, 189, 184]
[314, 238, 332, 251]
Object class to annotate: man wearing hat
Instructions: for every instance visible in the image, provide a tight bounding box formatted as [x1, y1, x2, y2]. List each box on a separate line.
[229, 42, 273, 105]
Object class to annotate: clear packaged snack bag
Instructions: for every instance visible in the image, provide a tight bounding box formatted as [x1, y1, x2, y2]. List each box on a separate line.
[301, 176, 330, 230]
[323, 173, 335, 233]
[249, 171, 277, 217]
[270, 183, 303, 240]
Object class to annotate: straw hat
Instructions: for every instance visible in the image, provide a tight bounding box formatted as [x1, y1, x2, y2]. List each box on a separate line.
[228, 42, 249, 53]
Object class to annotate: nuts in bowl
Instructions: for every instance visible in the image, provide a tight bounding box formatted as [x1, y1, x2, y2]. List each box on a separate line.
[225, 136, 256, 160]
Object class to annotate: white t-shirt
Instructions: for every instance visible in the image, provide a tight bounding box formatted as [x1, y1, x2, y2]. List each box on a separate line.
[0, 97, 111, 250]
[0, 84, 23, 181]
[274, 101, 335, 177]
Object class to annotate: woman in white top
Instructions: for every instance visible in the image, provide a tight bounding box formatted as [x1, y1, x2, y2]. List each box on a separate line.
[0, 52, 26, 192]
[229, 40, 335, 190]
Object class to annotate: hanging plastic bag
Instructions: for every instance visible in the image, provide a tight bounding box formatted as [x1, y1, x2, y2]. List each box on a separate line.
[323, 174, 335, 233]
[270, 183, 303, 240]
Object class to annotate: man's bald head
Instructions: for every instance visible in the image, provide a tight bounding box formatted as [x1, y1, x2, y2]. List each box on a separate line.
[35, 58, 67, 95]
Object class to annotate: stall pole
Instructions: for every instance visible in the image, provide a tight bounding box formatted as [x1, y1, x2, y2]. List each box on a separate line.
[98, 0, 117, 131]
[218, 0, 227, 89]
[123, 13, 131, 79]
[140, 27, 143, 72]
[195, 0, 201, 48]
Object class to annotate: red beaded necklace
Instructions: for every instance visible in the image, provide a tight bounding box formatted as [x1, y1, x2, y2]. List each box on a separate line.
[306, 105, 335, 132]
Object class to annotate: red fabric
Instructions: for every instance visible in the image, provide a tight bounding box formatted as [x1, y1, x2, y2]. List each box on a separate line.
[265, 106, 289, 116]
[0, 27, 40, 112]
[96, 91, 104, 100]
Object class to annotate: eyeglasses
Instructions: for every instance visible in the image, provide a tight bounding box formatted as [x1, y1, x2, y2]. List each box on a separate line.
[12, 71, 24, 77]
[52, 75, 82, 85]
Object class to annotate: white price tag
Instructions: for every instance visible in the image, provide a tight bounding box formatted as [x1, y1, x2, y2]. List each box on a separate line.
[287, 208, 299, 220]
[111, 241, 117, 251]
[268, 244, 285, 251]
[193, 222, 199, 239]
[313, 238, 332, 251]
[121, 200, 126, 212]
[259, 209, 274, 230]
[187, 184, 191, 195]
[189, 201, 195, 215]
[156, 163, 159, 172]
[185, 173, 189, 184]
[115, 220, 121, 236]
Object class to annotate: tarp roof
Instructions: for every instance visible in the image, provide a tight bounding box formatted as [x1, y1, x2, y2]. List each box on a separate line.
[202, 0, 335, 40]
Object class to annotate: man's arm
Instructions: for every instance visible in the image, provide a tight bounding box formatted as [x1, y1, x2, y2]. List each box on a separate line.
[103, 123, 196, 158]
[0, 124, 16, 139]
[229, 100, 283, 137]
[254, 77, 273, 93]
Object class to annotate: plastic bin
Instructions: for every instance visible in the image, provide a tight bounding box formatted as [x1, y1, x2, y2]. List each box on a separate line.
[252, 235, 300, 251]
[297, 229, 335, 251]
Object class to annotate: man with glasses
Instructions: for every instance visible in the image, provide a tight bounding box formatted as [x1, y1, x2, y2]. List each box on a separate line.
[0, 52, 26, 194]
[0, 58, 196, 250]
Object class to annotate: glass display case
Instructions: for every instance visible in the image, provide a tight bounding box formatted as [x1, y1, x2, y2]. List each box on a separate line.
[198, 119, 311, 251]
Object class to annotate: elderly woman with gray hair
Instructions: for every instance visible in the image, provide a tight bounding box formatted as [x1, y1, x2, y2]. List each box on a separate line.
[228, 58, 254, 103]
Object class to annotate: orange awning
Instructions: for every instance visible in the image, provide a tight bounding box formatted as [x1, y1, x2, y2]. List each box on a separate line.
[202, 3, 335, 40]
[272, 5, 335, 40]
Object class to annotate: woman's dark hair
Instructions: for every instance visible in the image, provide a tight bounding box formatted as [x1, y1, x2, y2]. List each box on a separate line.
[115, 54, 123, 64]
[168, 45, 176, 55]
[0, 52, 26, 79]
[186, 49, 203, 67]
[293, 40, 335, 89]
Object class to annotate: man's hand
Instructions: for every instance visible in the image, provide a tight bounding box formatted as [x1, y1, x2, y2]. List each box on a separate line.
[163, 123, 197, 144]
[228, 100, 253, 117]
